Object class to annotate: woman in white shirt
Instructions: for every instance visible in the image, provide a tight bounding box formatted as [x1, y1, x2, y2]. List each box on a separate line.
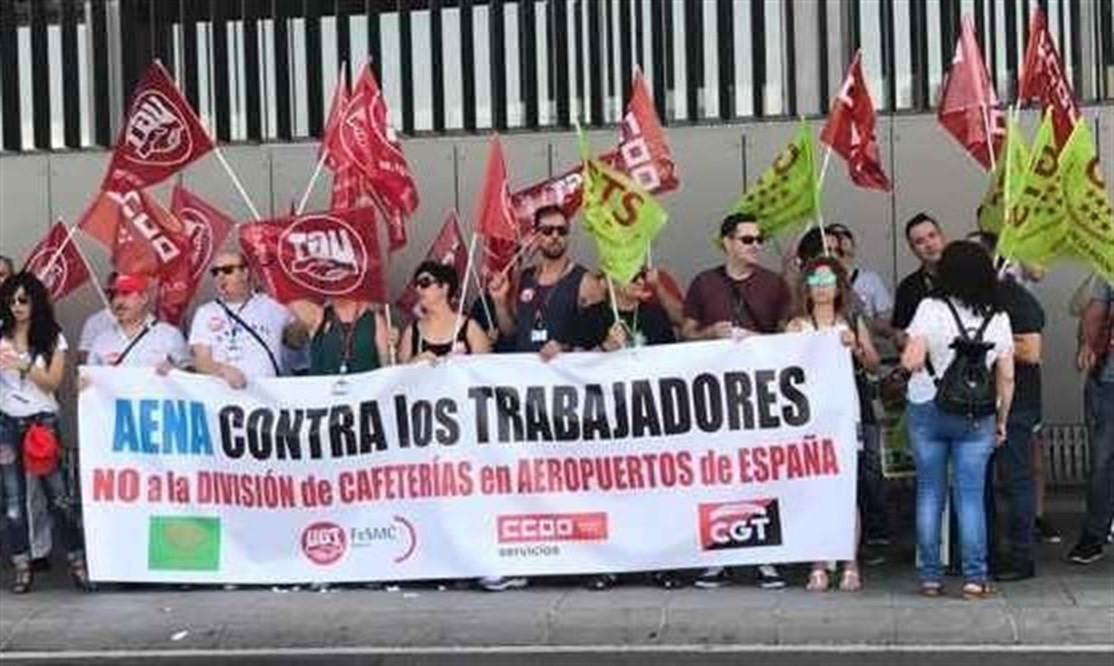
[0, 273, 89, 594]
[899, 242, 1015, 600]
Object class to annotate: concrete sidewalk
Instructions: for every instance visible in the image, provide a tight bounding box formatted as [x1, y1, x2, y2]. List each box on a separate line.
[1, 546, 1111, 657]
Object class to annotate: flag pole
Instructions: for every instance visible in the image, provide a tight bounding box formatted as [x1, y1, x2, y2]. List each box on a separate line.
[296, 153, 329, 214]
[469, 262, 495, 330]
[213, 148, 263, 222]
[814, 133, 833, 258]
[981, 104, 998, 172]
[496, 233, 538, 279]
[70, 234, 112, 311]
[455, 233, 480, 342]
[606, 276, 621, 327]
[39, 220, 80, 278]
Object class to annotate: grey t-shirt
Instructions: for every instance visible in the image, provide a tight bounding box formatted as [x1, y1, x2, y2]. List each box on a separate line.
[1093, 278, 1114, 383]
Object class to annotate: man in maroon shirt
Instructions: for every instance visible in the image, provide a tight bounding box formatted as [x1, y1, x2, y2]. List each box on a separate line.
[682, 212, 792, 590]
[683, 213, 792, 340]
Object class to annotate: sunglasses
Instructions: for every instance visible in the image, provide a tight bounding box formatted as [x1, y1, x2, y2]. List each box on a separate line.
[805, 273, 839, 287]
[210, 264, 246, 277]
[538, 225, 570, 237]
[732, 234, 764, 246]
[414, 276, 438, 289]
[9, 294, 29, 306]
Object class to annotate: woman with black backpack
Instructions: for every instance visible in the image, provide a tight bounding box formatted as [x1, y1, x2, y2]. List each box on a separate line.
[898, 241, 1015, 600]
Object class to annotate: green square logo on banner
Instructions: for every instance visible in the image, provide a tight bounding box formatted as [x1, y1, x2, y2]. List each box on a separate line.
[148, 516, 221, 571]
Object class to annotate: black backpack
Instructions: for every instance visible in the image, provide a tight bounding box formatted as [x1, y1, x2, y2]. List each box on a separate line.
[927, 299, 998, 418]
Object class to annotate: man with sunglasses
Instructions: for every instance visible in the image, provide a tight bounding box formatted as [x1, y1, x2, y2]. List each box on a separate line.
[488, 205, 604, 362]
[188, 253, 302, 389]
[682, 212, 791, 590]
[86, 274, 188, 370]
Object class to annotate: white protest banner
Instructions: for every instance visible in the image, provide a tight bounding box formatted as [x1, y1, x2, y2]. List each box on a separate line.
[77, 332, 858, 584]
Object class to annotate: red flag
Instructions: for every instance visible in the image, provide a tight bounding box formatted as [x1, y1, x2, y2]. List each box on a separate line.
[474, 135, 517, 241]
[820, 50, 891, 191]
[937, 16, 1005, 170]
[396, 211, 469, 315]
[22, 222, 90, 301]
[612, 70, 680, 194]
[510, 71, 679, 228]
[330, 162, 363, 210]
[155, 254, 193, 326]
[340, 64, 420, 218]
[481, 235, 522, 279]
[1019, 8, 1081, 146]
[102, 61, 215, 191]
[170, 184, 236, 283]
[239, 206, 387, 304]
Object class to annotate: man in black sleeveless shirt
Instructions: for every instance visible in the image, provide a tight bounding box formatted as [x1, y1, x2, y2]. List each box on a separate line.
[489, 205, 604, 359]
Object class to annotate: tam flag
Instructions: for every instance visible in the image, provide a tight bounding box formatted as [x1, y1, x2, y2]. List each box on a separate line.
[102, 61, 215, 191]
[937, 16, 1005, 170]
[511, 71, 678, 229]
[580, 130, 668, 285]
[730, 123, 821, 237]
[1019, 8, 1081, 146]
[239, 206, 386, 304]
[998, 114, 1069, 268]
[1060, 121, 1114, 282]
[474, 136, 518, 241]
[820, 50, 890, 191]
[22, 222, 90, 301]
[170, 184, 236, 283]
[396, 211, 469, 315]
[977, 120, 1030, 234]
[341, 64, 419, 219]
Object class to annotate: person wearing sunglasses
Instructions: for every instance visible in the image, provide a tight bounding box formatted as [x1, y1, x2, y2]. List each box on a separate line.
[398, 261, 490, 363]
[0, 272, 90, 594]
[85, 274, 189, 371]
[682, 212, 792, 591]
[188, 253, 303, 389]
[487, 205, 604, 363]
[786, 257, 881, 593]
[582, 269, 677, 352]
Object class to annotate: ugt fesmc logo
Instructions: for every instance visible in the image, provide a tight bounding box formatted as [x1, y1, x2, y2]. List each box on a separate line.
[698, 499, 783, 551]
[301, 521, 347, 566]
[280, 215, 367, 295]
[497, 513, 608, 544]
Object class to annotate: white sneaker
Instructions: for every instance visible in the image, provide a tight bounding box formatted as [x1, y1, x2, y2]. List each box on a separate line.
[757, 564, 786, 589]
[477, 576, 528, 592]
[693, 567, 727, 589]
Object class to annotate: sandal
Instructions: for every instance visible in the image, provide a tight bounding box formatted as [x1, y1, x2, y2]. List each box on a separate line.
[11, 562, 32, 594]
[919, 581, 944, 597]
[806, 567, 830, 592]
[839, 565, 863, 592]
[962, 582, 996, 600]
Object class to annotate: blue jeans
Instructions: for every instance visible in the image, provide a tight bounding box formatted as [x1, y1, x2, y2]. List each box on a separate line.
[1081, 379, 1114, 541]
[985, 406, 1040, 565]
[0, 412, 84, 563]
[907, 401, 996, 584]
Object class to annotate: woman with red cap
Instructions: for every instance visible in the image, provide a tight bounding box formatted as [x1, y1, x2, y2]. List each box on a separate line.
[0, 272, 90, 593]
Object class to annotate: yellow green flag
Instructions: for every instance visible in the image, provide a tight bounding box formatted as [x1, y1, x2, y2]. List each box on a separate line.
[977, 120, 1029, 234]
[579, 128, 668, 284]
[729, 122, 820, 237]
[1060, 120, 1114, 283]
[998, 113, 1070, 268]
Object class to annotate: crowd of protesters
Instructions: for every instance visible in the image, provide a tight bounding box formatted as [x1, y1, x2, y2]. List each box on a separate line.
[1, 206, 1112, 598]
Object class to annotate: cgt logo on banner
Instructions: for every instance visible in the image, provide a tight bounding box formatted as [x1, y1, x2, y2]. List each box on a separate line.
[698, 498, 783, 551]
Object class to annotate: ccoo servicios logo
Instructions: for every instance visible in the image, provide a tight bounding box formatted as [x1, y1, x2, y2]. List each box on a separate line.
[698, 498, 783, 551]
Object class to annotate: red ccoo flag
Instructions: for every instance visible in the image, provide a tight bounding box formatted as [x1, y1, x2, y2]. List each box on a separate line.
[1019, 8, 1081, 146]
[102, 61, 215, 191]
[511, 70, 679, 229]
[170, 184, 236, 283]
[396, 211, 469, 316]
[473, 135, 518, 241]
[820, 50, 891, 191]
[239, 206, 387, 304]
[22, 222, 90, 301]
[937, 16, 1005, 170]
